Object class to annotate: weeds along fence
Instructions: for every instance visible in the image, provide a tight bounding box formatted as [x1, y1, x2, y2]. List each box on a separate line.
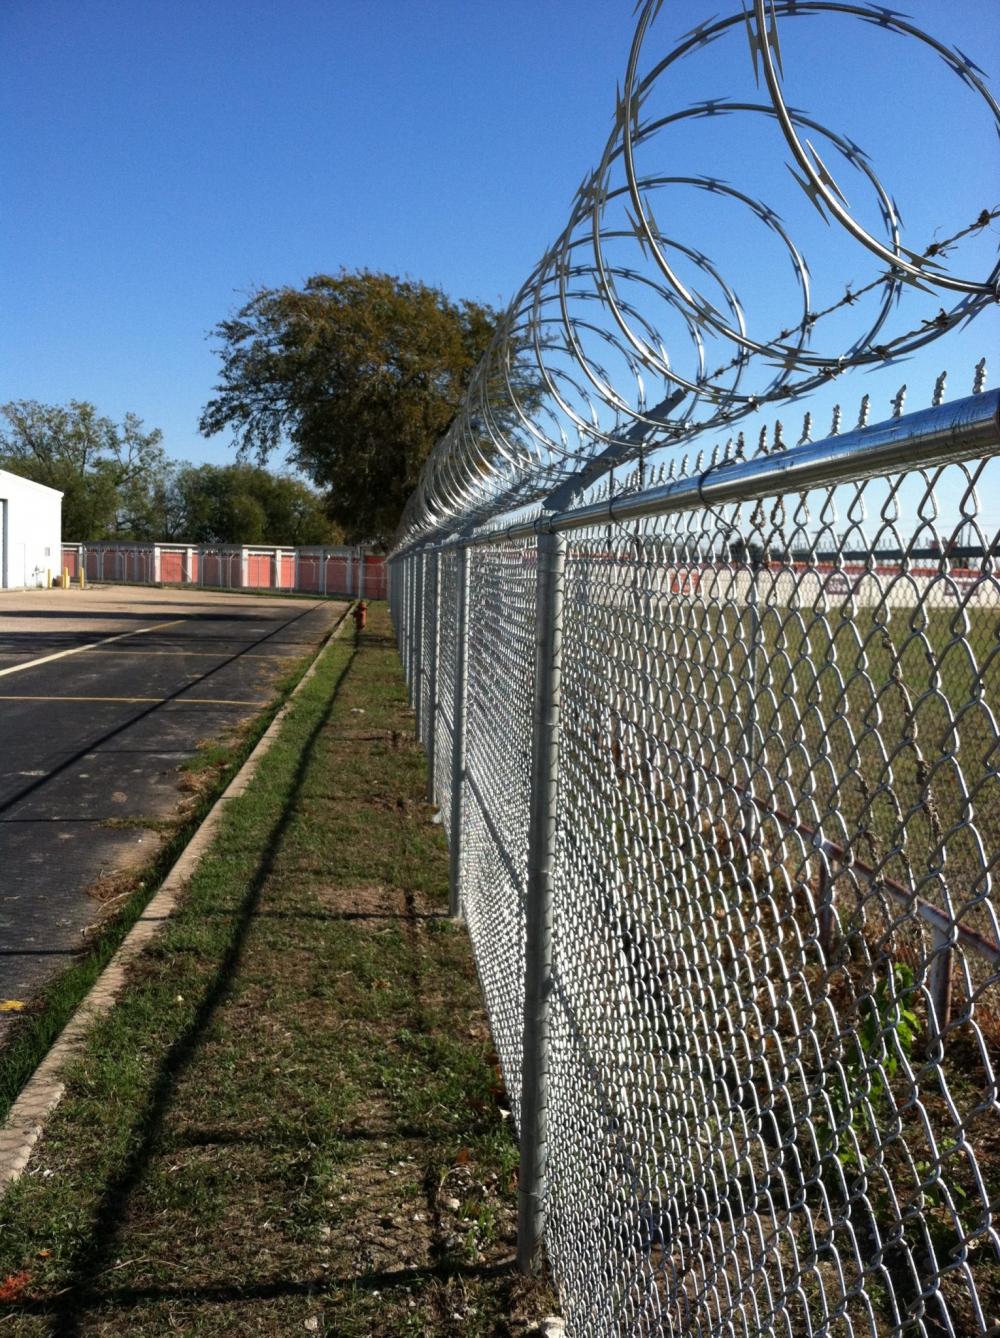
[59, 542, 387, 599]
[392, 391, 1000, 1336]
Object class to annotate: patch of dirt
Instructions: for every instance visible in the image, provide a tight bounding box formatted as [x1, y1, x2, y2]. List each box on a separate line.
[313, 884, 406, 917]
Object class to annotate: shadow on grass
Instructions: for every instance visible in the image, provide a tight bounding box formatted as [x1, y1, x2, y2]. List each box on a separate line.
[188, 908, 449, 923]
[38, 641, 360, 1336]
[14, 1259, 517, 1318]
[166, 1121, 490, 1149]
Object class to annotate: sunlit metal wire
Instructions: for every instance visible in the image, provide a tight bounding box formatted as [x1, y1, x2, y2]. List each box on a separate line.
[394, 372, 1000, 1334]
[390, 3, 998, 1331]
[394, 1, 999, 550]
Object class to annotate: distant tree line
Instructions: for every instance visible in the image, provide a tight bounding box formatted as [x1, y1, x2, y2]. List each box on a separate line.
[0, 400, 342, 545]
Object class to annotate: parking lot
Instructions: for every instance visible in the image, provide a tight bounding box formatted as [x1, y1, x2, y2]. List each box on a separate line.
[0, 585, 346, 1030]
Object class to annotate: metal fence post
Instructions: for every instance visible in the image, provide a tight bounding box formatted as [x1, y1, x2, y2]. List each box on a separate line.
[425, 546, 441, 804]
[743, 546, 763, 852]
[517, 528, 566, 1276]
[413, 549, 425, 724]
[448, 542, 471, 919]
[403, 556, 413, 690]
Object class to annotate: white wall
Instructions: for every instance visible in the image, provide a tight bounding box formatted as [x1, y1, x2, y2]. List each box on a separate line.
[0, 470, 63, 589]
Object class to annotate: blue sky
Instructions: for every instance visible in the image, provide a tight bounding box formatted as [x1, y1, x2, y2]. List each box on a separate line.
[2, 1, 638, 467]
[2, 1, 997, 492]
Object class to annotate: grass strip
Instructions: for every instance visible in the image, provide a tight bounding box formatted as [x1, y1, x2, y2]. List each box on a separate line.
[0, 604, 555, 1336]
[0, 602, 349, 1128]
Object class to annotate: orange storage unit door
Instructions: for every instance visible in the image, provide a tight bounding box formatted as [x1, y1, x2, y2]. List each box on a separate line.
[246, 553, 272, 588]
[160, 550, 183, 583]
[297, 554, 320, 592]
[325, 555, 348, 595]
[364, 556, 387, 598]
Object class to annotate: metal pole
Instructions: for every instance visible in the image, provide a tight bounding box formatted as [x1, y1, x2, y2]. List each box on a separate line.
[425, 547, 441, 804]
[743, 547, 761, 852]
[403, 556, 413, 689]
[388, 392, 1000, 559]
[517, 529, 566, 1276]
[413, 549, 425, 726]
[448, 542, 471, 919]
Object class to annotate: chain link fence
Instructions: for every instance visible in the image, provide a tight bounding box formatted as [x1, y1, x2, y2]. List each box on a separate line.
[383, 0, 998, 1326]
[389, 396, 1000, 1335]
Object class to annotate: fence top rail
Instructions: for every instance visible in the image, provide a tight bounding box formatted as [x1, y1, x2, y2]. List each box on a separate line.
[392, 389, 999, 557]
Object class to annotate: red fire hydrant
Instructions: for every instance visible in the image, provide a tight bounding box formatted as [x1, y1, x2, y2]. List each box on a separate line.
[353, 600, 368, 632]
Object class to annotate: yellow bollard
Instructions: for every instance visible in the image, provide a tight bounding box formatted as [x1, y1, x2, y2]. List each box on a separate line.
[47, 568, 52, 588]
[79, 567, 86, 590]
[62, 568, 70, 589]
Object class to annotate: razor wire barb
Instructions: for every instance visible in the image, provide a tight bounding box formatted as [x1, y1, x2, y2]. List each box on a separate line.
[390, 2, 999, 1334]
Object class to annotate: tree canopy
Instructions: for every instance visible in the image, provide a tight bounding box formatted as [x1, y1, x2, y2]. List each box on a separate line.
[160, 464, 342, 546]
[198, 270, 498, 544]
[0, 400, 340, 545]
[0, 400, 166, 540]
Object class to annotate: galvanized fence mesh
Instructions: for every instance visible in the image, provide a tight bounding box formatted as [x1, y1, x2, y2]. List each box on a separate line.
[392, 416, 999, 1335]
[462, 538, 539, 1118]
[435, 550, 458, 827]
[387, 0, 998, 1321]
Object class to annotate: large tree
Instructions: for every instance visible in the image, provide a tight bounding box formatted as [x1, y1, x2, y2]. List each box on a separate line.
[0, 400, 167, 540]
[162, 464, 342, 546]
[199, 270, 498, 543]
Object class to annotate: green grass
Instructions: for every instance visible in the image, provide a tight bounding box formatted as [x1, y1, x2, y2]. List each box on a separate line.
[0, 605, 554, 1336]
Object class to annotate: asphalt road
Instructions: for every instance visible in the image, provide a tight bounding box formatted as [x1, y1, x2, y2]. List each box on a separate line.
[0, 585, 345, 1032]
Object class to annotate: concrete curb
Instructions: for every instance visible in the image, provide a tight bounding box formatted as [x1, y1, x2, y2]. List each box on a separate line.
[0, 603, 354, 1192]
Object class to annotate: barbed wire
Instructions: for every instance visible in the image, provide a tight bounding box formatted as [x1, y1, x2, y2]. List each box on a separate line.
[703, 205, 1000, 386]
[394, 2, 999, 550]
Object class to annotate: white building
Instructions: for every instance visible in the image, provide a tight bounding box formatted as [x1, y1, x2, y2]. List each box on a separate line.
[0, 470, 63, 589]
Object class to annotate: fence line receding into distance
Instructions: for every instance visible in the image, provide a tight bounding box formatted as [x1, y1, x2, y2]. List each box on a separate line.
[389, 0, 999, 1333]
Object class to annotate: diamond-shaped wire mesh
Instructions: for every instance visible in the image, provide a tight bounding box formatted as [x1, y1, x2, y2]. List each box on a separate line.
[390, 440, 999, 1336]
[436, 548, 458, 840]
[417, 553, 434, 749]
[461, 538, 538, 1126]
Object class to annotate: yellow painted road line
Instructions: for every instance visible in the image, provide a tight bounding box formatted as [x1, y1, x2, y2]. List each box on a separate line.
[170, 698, 270, 707]
[0, 619, 186, 679]
[0, 695, 268, 706]
[0, 649, 302, 661]
[62, 648, 300, 660]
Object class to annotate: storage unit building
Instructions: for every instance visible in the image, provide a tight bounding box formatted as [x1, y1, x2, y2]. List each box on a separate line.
[0, 470, 63, 589]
